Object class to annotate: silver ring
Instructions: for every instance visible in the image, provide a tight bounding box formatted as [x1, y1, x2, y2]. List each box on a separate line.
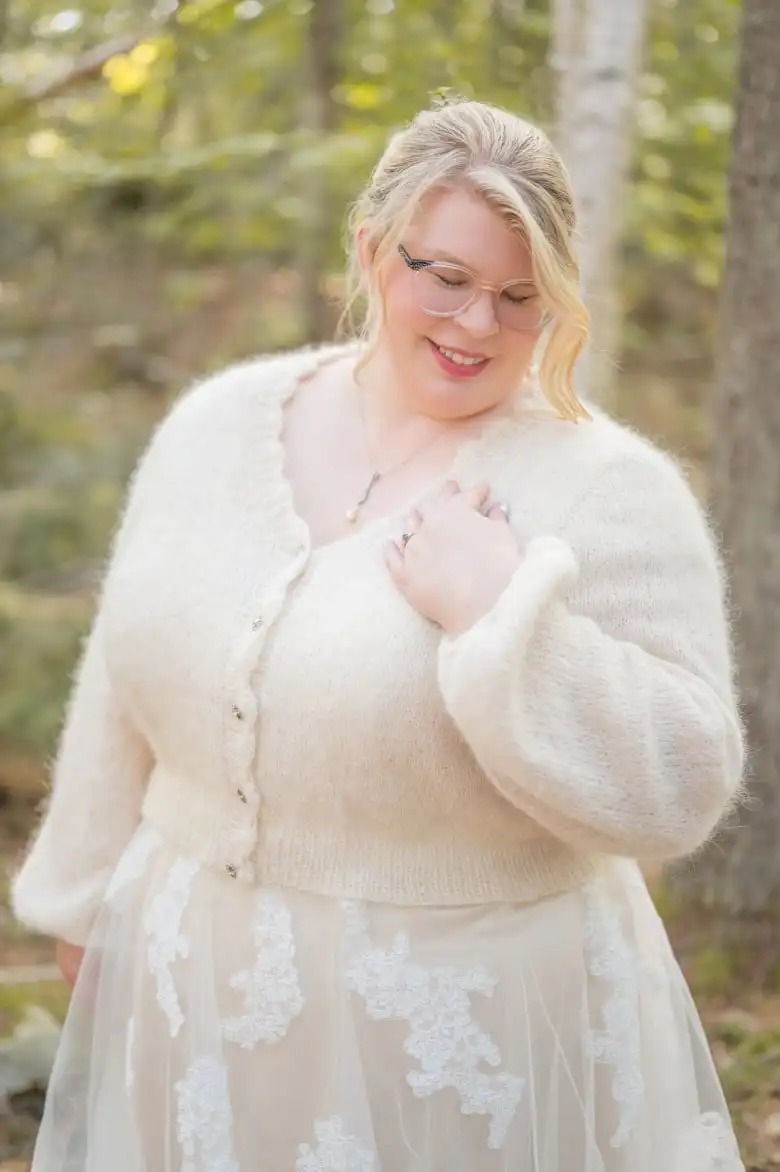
[400, 530, 414, 551]
[498, 502, 510, 521]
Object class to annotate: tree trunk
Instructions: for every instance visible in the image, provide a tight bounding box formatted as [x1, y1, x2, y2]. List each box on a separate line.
[550, 0, 649, 406]
[299, 0, 342, 344]
[668, 0, 780, 950]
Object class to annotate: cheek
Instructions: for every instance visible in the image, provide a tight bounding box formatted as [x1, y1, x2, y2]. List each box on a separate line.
[504, 329, 538, 369]
[383, 275, 430, 339]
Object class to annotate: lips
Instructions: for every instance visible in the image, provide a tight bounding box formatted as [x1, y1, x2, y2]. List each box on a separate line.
[434, 343, 489, 363]
[428, 339, 491, 378]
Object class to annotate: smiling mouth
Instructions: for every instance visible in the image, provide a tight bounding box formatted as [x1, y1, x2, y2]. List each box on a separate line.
[431, 342, 490, 367]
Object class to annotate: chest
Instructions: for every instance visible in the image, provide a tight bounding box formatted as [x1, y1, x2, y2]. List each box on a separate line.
[281, 379, 485, 552]
[99, 409, 598, 737]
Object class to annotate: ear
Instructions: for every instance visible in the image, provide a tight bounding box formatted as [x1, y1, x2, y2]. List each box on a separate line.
[355, 221, 378, 274]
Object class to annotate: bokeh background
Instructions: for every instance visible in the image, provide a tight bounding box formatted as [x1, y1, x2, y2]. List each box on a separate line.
[0, 1, 778, 1168]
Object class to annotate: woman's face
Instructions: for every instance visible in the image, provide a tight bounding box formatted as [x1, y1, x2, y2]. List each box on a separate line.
[368, 186, 546, 422]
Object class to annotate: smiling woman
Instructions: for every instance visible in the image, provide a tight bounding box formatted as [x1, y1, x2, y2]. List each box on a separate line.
[12, 98, 745, 1172]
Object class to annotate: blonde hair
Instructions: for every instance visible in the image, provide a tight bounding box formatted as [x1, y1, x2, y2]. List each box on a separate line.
[341, 99, 590, 421]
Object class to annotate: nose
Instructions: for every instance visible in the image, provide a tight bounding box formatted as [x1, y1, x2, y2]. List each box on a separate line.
[456, 288, 500, 337]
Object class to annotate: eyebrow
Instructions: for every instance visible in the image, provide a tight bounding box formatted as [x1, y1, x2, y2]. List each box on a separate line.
[412, 245, 470, 267]
[405, 244, 536, 285]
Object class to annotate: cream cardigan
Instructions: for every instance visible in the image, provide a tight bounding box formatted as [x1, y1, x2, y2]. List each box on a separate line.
[12, 343, 745, 945]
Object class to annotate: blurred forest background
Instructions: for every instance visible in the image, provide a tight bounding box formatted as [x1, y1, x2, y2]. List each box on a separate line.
[0, 0, 779, 1168]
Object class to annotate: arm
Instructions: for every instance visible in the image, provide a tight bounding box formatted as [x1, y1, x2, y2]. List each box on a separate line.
[437, 453, 745, 863]
[11, 477, 155, 948]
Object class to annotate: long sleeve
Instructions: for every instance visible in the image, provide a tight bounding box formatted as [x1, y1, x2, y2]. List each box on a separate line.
[11, 477, 155, 947]
[437, 452, 746, 864]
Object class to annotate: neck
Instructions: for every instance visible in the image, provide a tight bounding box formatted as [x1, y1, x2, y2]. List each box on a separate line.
[357, 344, 435, 434]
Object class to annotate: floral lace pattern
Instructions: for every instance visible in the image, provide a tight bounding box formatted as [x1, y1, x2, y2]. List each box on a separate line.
[175, 1056, 239, 1172]
[296, 1117, 378, 1172]
[104, 826, 160, 903]
[222, 891, 304, 1048]
[343, 901, 523, 1150]
[672, 1112, 744, 1172]
[143, 857, 199, 1037]
[583, 877, 643, 1148]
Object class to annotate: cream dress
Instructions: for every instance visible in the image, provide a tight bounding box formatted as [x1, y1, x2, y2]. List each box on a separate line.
[31, 821, 743, 1171]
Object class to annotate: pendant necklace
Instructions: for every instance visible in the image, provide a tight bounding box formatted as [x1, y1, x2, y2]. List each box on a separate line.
[345, 390, 450, 525]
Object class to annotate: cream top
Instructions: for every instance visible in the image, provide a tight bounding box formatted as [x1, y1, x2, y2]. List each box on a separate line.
[12, 343, 745, 945]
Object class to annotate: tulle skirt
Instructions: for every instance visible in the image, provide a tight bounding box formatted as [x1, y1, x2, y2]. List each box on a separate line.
[31, 824, 744, 1171]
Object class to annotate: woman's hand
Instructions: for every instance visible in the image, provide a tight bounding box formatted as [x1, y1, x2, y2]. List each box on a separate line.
[384, 480, 521, 637]
[56, 938, 85, 988]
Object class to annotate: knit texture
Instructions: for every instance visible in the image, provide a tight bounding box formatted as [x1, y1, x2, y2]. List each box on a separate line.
[11, 342, 745, 945]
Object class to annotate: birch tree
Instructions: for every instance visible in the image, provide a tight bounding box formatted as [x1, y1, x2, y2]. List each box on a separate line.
[669, 0, 780, 951]
[551, 0, 650, 404]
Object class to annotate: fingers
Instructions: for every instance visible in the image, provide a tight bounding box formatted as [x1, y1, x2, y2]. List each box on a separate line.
[486, 501, 511, 523]
[384, 538, 407, 583]
[453, 481, 509, 523]
[426, 481, 509, 523]
[461, 481, 492, 511]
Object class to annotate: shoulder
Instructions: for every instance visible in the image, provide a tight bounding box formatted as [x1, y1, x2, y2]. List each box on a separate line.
[155, 341, 353, 445]
[112, 342, 354, 535]
[548, 407, 723, 578]
[128, 342, 353, 482]
[522, 398, 704, 518]
[578, 408, 705, 521]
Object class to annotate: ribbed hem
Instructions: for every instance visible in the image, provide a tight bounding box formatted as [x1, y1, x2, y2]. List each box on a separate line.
[143, 770, 599, 906]
[255, 826, 598, 906]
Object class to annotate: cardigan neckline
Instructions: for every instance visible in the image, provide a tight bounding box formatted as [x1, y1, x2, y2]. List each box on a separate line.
[265, 341, 544, 559]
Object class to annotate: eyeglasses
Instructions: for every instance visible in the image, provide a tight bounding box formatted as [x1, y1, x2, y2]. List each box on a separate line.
[398, 243, 550, 332]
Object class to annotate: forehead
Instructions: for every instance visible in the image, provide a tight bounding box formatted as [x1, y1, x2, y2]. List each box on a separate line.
[406, 186, 534, 281]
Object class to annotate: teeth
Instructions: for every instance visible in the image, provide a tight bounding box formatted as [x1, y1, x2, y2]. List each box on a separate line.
[438, 346, 485, 366]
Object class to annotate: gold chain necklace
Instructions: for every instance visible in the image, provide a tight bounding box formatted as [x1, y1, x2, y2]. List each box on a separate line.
[345, 390, 452, 524]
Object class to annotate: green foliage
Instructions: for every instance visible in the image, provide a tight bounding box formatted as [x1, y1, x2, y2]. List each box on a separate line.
[0, 588, 88, 757]
[0, 0, 741, 777]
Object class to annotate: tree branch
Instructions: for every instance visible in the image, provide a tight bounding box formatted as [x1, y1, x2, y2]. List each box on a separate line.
[0, 33, 144, 127]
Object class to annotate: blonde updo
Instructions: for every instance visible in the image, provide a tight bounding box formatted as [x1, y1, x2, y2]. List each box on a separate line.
[341, 98, 590, 421]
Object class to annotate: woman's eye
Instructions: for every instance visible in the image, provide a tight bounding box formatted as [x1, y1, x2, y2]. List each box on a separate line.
[433, 272, 468, 288]
[504, 289, 536, 305]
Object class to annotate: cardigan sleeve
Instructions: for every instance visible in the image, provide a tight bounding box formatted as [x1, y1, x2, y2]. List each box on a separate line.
[437, 452, 746, 864]
[11, 470, 156, 947]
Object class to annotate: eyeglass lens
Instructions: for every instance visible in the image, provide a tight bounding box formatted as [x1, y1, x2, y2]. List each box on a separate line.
[413, 264, 545, 330]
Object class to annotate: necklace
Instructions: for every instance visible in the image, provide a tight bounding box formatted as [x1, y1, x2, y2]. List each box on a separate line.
[345, 390, 451, 524]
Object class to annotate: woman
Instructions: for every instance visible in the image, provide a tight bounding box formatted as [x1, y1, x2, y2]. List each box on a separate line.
[13, 100, 745, 1171]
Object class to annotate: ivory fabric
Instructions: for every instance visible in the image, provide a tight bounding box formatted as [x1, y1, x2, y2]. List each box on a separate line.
[15, 341, 745, 1170]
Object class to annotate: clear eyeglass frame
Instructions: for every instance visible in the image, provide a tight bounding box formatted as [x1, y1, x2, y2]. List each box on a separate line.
[398, 243, 552, 333]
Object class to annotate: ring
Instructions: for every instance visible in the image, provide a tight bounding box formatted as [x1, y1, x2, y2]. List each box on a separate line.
[400, 531, 414, 551]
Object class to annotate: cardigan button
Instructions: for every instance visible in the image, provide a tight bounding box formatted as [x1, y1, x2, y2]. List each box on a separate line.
[226, 864, 238, 878]
[252, 617, 263, 631]
[237, 788, 247, 804]
[231, 705, 244, 720]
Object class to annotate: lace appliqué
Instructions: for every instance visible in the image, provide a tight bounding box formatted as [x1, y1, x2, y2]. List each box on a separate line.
[222, 891, 304, 1048]
[144, 857, 199, 1037]
[125, 1016, 136, 1093]
[583, 878, 643, 1148]
[343, 902, 523, 1150]
[673, 1112, 744, 1172]
[175, 1056, 239, 1172]
[296, 1117, 378, 1172]
[104, 826, 160, 903]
